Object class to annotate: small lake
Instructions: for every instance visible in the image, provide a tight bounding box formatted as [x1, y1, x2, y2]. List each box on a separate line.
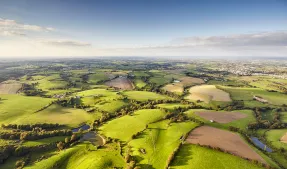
[251, 137, 272, 152]
[72, 124, 90, 132]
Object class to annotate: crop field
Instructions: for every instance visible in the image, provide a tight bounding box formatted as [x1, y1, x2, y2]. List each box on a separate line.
[170, 144, 265, 169]
[0, 81, 22, 94]
[122, 91, 172, 101]
[163, 84, 184, 94]
[105, 76, 134, 90]
[186, 126, 266, 163]
[186, 85, 232, 103]
[129, 120, 198, 169]
[18, 104, 94, 127]
[100, 109, 166, 141]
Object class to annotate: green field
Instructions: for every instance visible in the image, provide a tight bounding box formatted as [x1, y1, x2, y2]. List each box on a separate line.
[156, 103, 190, 110]
[281, 112, 287, 123]
[0, 94, 54, 124]
[26, 142, 126, 169]
[100, 109, 166, 141]
[129, 120, 198, 169]
[219, 86, 287, 106]
[17, 104, 95, 127]
[265, 129, 287, 150]
[134, 79, 147, 88]
[123, 91, 171, 101]
[170, 144, 265, 169]
[88, 72, 110, 85]
[23, 136, 67, 147]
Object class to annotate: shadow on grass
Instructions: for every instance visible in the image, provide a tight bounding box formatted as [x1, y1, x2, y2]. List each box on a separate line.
[169, 144, 193, 168]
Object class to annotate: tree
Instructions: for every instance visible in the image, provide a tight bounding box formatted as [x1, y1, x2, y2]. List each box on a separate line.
[65, 137, 70, 144]
[57, 142, 64, 151]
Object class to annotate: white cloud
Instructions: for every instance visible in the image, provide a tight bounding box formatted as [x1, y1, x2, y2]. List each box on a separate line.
[41, 39, 91, 47]
[0, 18, 55, 36]
[169, 31, 287, 47]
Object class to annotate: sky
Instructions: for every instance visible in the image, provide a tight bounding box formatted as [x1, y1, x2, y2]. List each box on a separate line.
[0, 0, 287, 58]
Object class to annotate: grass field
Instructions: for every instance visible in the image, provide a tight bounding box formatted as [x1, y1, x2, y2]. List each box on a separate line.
[134, 79, 147, 88]
[88, 72, 110, 85]
[23, 136, 67, 147]
[0, 94, 54, 124]
[129, 120, 198, 169]
[156, 103, 190, 110]
[17, 104, 94, 127]
[186, 85, 232, 103]
[122, 91, 171, 101]
[100, 109, 166, 141]
[281, 112, 287, 123]
[219, 86, 287, 106]
[170, 144, 265, 169]
[94, 100, 127, 113]
[26, 142, 126, 169]
[265, 129, 287, 150]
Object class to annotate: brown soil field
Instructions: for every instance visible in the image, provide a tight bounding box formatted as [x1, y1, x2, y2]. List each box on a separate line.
[105, 76, 134, 90]
[186, 126, 266, 164]
[187, 85, 232, 103]
[195, 111, 247, 123]
[0, 82, 22, 94]
[179, 77, 205, 86]
[280, 132, 287, 143]
[162, 84, 184, 94]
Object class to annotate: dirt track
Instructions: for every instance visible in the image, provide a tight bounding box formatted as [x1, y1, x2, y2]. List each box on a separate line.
[280, 132, 287, 143]
[195, 111, 247, 123]
[186, 126, 266, 164]
[105, 77, 134, 90]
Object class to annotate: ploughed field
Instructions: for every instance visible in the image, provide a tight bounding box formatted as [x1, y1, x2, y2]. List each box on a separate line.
[195, 111, 248, 123]
[105, 76, 134, 90]
[0, 81, 22, 94]
[186, 126, 266, 164]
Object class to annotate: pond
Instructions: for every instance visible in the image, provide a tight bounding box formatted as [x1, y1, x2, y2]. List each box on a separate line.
[251, 137, 272, 152]
[72, 124, 90, 132]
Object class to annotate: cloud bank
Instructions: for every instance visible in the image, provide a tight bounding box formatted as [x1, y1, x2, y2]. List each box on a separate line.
[41, 39, 91, 47]
[0, 18, 55, 36]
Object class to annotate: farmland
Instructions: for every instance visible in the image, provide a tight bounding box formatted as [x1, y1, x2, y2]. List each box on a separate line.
[0, 58, 286, 169]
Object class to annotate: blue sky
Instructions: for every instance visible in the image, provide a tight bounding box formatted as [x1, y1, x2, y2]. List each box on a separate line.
[0, 0, 287, 57]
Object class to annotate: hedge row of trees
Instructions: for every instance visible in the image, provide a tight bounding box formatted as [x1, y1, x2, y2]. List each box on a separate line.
[1, 123, 63, 131]
[0, 129, 72, 141]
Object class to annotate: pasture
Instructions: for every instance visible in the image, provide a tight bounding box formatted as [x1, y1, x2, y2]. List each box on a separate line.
[0, 94, 54, 124]
[122, 91, 171, 101]
[265, 129, 287, 149]
[170, 144, 265, 169]
[219, 86, 287, 106]
[26, 142, 126, 169]
[100, 109, 166, 141]
[186, 85, 232, 103]
[18, 104, 94, 127]
[186, 126, 265, 163]
[128, 120, 198, 169]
